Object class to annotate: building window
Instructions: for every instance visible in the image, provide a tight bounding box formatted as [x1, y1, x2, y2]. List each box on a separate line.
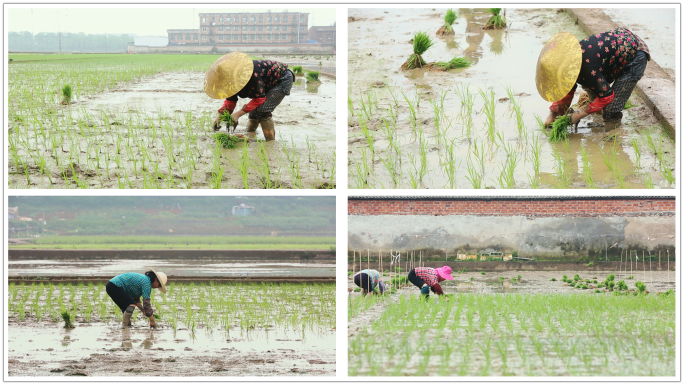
[267, 34, 272, 39]
[274, 16, 280, 22]
[202, 35, 207, 40]
[267, 26, 271, 31]
[250, 26, 255, 31]
[219, 26, 223, 31]
[202, 17, 207, 23]
[226, 17, 231, 24]
[202, 27, 207, 32]
[282, 34, 288, 40]
[234, 26, 239, 31]
[211, 17, 215, 22]
[250, 17, 255, 22]
[267, 16, 271, 22]
[328, 33, 331, 39]
[219, 17, 223, 23]
[242, 35, 247, 40]
[234, 34, 239, 40]
[234, 17, 238, 22]
[218, 35, 223, 40]
[259, 16, 263, 22]
[250, 34, 255, 40]
[185, 34, 190, 39]
[193, 34, 198, 39]
[242, 26, 247, 31]
[258, 34, 262, 40]
[283, 16, 288, 22]
[274, 26, 279, 31]
[300, 26, 306, 30]
[273, 34, 279, 40]
[283, 26, 287, 31]
[242, 17, 247, 22]
[258, 26, 263, 31]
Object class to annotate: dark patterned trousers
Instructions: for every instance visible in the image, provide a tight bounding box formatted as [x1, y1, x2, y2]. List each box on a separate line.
[248, 69, 294, 120]
[603, 50, 649, 121]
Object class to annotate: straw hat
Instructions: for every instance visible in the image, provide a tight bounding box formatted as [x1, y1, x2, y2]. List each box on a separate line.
[535, 32, 582, 102]
[148, 268, 168, 294]
[435, 266, 454, 281]
[204, 52, 254, 99]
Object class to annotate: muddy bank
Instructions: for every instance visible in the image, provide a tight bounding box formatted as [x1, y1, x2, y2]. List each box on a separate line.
[347, 260, 676, 272]
[9, 275, 335, 284]
[10, 249, 335, 261]
[7, 323, 335, 377]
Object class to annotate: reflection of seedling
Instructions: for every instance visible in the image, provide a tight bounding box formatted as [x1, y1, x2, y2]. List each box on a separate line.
[402, 31, 435, 70]
[483, 8, 507, 29]
[437, 9, 459, 35]
[61, 311, 74, 328]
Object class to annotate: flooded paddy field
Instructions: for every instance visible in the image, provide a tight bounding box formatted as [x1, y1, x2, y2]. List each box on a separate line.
[8, 54, 336, 189]
[347, 8, 675, 189]
[348, 269, 675, 376]
[8, 282, 335, 377]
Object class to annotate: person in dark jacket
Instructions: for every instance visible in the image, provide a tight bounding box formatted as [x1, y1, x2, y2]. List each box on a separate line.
[106, 269, 167, 328]
[205, 52, 294, 141]
[537, 28, 650, 127]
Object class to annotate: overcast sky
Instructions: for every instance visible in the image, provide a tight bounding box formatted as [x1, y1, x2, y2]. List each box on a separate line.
[8, 7, 336, 36]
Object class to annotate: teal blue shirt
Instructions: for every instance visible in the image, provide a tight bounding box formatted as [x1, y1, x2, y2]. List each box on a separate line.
[110, 273, 152, 301]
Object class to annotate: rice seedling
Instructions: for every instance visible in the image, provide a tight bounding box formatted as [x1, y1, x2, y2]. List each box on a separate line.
[402, 31, 435, 70]
[292, 65, 304, 76]
[432, 57, 472, 70]
[60, 85, 73, 105]
[580, 145, 595, 188]
[306, 71, 321, 83]
[483, 8, 507, 29]
[549, 114, 570, 142]
[61, 310, 75, 328]
[437, 9, 459, 36]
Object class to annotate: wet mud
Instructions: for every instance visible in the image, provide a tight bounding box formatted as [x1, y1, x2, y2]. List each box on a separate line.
[347, 8, 675, 189]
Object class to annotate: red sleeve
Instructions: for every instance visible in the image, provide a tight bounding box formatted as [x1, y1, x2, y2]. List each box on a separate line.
[241, 97, 266, 113]
[549, 85, 577, 115]
[218, 99, 236, 116]
[431, 284, 444, 296]
[584, 93, 614, 114]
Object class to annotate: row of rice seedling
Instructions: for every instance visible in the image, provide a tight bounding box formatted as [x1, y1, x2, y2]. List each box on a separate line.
[9, 282, 336, 334]
[348, 292, 674, 376]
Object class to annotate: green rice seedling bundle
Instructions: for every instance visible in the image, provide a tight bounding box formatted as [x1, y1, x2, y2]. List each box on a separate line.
[292, 65, 304, 76]
[218, 111, 235, 127]
[213, 133, 246, 149]
[431, 57, 472, 71]
[437, 9, 459, 36]
[306, 71, 321, 83]
[61, 85, 73, 105]
[61, 310, 74, 328]
[483, 8, 507, 29]
[402, 32, 435, 70]
[549, 114, 571, 142]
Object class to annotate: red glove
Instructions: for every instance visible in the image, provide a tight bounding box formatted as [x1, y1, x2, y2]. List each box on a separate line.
[218, 99, 236, 116]
[550, 90, 575, 115]
[431, 284, 445, 296]
[584, 92, 614, 114]
[241, 97, 266, 113]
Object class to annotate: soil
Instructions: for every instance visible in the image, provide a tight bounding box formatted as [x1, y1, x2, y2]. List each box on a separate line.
[347, 8, 675, 189]
[8, 71, 336, 189]
[7, 322, 335, 377]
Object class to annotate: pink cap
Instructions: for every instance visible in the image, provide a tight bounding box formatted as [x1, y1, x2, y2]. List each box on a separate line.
[435, 266, 454, 281]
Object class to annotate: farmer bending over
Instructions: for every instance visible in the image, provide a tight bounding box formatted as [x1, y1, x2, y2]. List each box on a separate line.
[537, 28, 650, 127]
[106, 269, 167, 328]
[205, 52, 294, 141]
[408, 266, 453, 300]
[352, 269, 386, 296]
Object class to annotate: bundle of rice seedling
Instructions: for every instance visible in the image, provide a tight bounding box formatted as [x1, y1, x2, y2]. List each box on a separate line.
[436, 9, 459, 36]
[61, 84, 72, 105]
[292, 65, 304, 76]
[430, 56, 472, 70]
[549, 114, 571, 142]
[61, 311, 74, 328]
[213, 133, 246, 149]
[483, 8, 507, 29]
[218, 111, 235, 127]
[306, 71, 321, 83]
[402, 31, 435, 70]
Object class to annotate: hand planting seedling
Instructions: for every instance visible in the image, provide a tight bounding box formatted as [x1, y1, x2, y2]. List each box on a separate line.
[437, 9, 459, 36]
[483, 8, 507, 29]
[402, 31, 435, 70]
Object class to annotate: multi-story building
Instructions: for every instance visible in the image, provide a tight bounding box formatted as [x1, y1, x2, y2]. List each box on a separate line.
[308, 26, 336, 44]
[198, 11, 309, 45]
[167, 29, 200, 44]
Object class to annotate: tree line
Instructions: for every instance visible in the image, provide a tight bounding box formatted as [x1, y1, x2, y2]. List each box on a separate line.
[9, 31, 133, 52]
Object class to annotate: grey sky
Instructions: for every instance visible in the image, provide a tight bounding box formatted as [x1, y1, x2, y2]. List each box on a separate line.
[8, 7, 336, 36]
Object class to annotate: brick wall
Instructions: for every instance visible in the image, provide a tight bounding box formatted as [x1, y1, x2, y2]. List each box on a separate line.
[348, 198, 676, 217]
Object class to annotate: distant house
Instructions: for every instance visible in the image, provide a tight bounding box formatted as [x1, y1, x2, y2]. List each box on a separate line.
[308, 26, 336, 44]
[232, 203, 255, 216]
[8, 207, 18, 220]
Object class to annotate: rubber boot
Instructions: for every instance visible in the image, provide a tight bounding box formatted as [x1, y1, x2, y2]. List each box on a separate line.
[260, 117, 276, 141]
[123, 305, 134, 327]
[246, 118, 259, 139]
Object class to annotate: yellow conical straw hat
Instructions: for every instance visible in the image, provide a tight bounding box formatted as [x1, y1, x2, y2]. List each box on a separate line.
[535, 32, 582, 102]
[204, 52, 254, 99]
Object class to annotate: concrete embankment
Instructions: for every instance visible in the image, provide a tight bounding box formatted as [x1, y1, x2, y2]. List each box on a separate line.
[9, 249, 335, 262]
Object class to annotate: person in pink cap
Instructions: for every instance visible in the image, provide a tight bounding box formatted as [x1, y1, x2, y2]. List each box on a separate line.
[407, 266, 454, 300]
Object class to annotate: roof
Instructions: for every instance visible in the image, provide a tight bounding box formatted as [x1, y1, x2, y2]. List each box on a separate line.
[348, 196, 675, 201]
[167, 29, 199, 33]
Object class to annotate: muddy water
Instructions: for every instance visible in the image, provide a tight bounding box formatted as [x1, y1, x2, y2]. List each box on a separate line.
[9, 259, 335, 277]
[7, 322, 335, 376]
[348, 8, 675, 189]
[8, 71, 336, 189]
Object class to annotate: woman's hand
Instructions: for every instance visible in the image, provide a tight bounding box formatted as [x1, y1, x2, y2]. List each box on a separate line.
[544, 112, 558, 128]
[231, 109, 247, 130]
[149, 316, 157, 329]
[570, 110, 589, 125]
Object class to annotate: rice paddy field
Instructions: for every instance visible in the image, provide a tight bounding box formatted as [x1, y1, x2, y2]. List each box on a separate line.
[7, 282, 336, 376]
[348, 269, 676, 376]
[7, 54, 336, 189]
[347, 8, 675, 189]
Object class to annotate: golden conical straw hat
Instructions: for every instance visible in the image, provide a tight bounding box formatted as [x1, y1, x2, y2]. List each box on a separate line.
[204, 52, 254, 99]
[535, 32, 582, 102]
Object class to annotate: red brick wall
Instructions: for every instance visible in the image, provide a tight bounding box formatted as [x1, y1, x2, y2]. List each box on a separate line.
[348, 198, 676, 217]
